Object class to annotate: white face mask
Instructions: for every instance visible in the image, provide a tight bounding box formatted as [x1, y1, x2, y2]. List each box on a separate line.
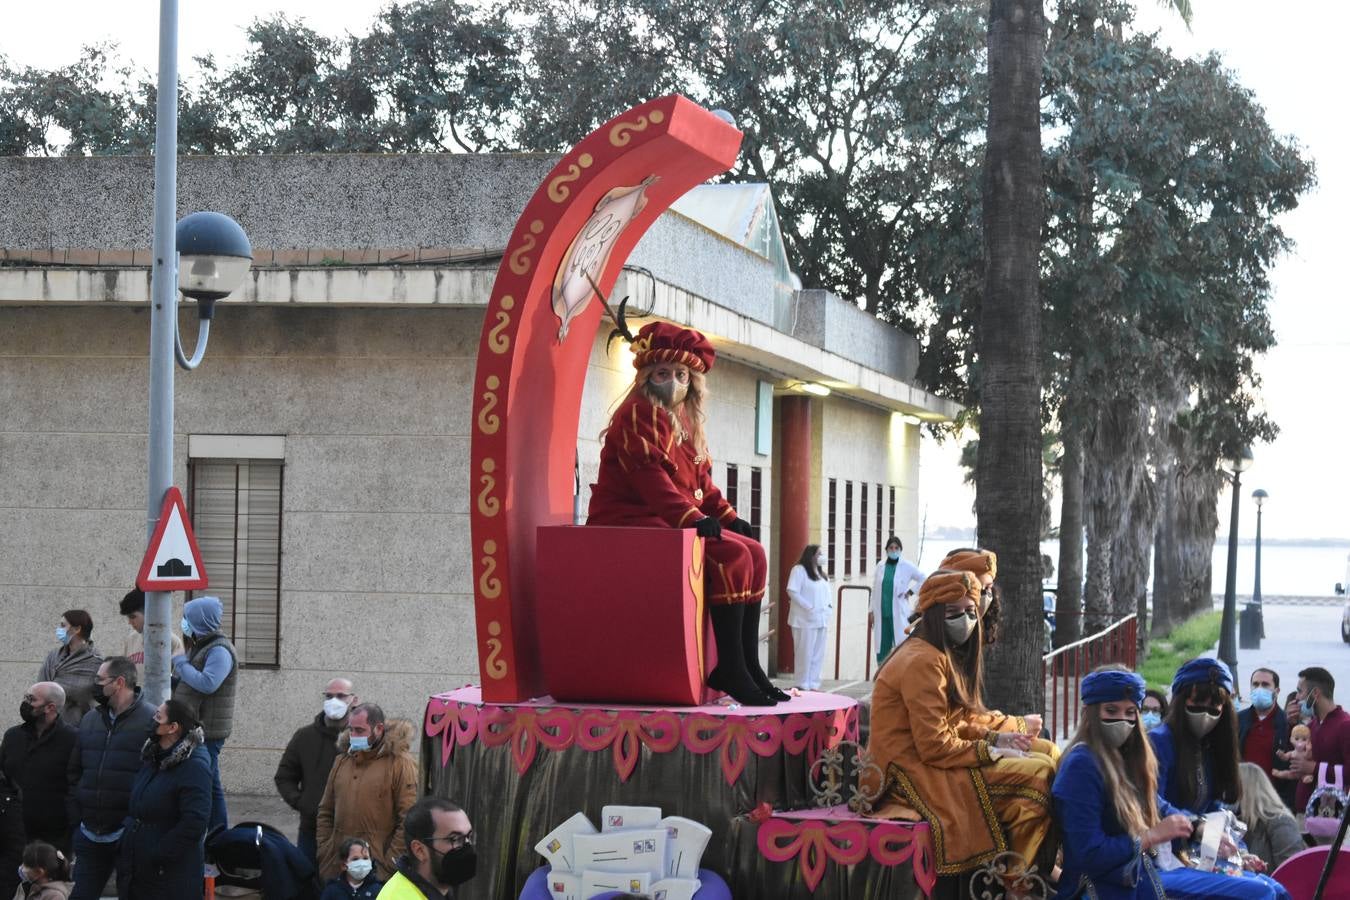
[1186, 708, 1221, 738]
[346, 858, 373, 881]
[816, 555, 826, 569]
[944, 610, 977, 646]
[323, 698, 350, 720]
[1100, 719, 1134, 748]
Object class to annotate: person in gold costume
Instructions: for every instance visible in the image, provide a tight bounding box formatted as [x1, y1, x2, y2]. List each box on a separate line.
[866, 570, 1056, 876]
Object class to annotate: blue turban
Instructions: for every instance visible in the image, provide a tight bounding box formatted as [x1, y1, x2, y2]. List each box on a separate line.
[1081, 670, 1146, 707]
[1171, 657, 1233, 696]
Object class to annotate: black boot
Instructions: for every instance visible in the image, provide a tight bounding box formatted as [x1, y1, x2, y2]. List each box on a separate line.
[742, 601, 790, 702]
[707, 604, 773, 706]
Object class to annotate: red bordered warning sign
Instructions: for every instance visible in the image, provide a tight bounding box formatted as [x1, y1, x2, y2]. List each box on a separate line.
[136, 487, 208, 591]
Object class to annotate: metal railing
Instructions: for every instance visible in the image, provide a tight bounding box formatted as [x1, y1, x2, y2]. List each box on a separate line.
[1042, 614, 1138, 743]
[835, 585, 873, 681]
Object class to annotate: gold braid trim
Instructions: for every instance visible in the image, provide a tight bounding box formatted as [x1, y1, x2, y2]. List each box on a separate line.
[888, 763, 1009, 875]
[985, 783, 1052, 809]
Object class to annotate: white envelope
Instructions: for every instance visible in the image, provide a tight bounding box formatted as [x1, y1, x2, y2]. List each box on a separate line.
[650, 877, 702, 900]
[581, 869, 652, 897]
[574, 828, 667, 874]
[535, 812, 598, 872]
[545, 869, 581, 900]
[659, 816, 712, 879]
[600, 804, 663, 832]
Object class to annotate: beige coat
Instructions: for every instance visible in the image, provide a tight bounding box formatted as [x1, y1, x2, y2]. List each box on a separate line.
[314, 719, 418, 881]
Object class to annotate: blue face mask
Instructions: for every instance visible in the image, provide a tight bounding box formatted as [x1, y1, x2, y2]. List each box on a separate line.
[1250, 687, 1274, 711]
[180, 617, 193, 638]
[887, 551, 900, 562]
[349, 735, 370, 753]
[1141, 711, 1162, 731]
[55, 626, 70, 645]
[1300, 691, 1317, 720]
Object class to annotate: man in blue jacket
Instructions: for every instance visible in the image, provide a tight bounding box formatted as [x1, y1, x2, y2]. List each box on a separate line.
[172, 595, 238, 832]
[1237, 666, 1295, 810]
[68, 655, 155, 900]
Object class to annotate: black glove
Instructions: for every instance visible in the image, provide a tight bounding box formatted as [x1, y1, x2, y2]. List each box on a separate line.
[726, 517, 754, 538]
[694, 517, 722, 539]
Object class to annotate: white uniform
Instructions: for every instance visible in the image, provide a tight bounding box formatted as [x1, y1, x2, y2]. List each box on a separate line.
[786, 563, 833, 690]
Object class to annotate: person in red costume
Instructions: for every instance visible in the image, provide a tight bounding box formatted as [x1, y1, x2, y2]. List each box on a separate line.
[588, 321, 788, 707]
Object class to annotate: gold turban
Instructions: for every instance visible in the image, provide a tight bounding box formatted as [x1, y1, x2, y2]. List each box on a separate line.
[939, 549, 997, 582]
[913, 570, 981, 617]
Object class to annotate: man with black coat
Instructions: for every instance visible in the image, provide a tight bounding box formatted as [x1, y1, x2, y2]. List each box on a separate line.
[275, 676, 358, 866]
[1238, 666, 1296, 810]
[1, 680, 79, 853]
[67, 655, 155, 900]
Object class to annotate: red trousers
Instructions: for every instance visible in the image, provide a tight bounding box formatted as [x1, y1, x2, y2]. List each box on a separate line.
[703, 531, 768, 606]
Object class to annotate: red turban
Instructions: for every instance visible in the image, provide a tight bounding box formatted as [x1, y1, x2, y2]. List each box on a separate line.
[631, 322, 716, 374]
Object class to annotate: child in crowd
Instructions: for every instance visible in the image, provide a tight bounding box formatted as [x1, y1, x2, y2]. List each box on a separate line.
[16, 841, 74, 900]
[320, 837, 383, 900]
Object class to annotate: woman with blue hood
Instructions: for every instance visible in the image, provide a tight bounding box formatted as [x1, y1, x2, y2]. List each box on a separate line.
[171, 595, 238, 832]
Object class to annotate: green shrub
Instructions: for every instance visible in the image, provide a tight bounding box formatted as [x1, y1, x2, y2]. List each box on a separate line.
[1140, 611, 1222, 692]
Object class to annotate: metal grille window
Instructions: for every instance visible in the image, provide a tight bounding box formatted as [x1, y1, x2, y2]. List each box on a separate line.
[875, 483, 884, 561]
[844, 481, 854, 578]
[827, 479, 837, 579]
[889, 487, 896, 541]
[726, 463, 739, 513]
[188, 458, 283, 667]
[860, 483, 869, 574]
[749, 467, 763, 540]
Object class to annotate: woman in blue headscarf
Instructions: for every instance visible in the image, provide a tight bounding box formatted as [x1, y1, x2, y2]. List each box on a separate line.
[1053, 666, 1188, 899]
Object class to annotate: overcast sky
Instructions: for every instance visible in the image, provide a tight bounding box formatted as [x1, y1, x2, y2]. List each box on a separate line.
[5, 1, 1346, 540]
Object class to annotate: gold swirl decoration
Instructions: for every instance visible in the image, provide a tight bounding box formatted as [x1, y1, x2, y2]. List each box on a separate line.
[478, 538, 501, 599]
[508, 220, 545, 275]
[485, 620, 508, 679]
[610, 109, 665, 147]
[477, 375, 501, 434]
[477, 457, 500, 517]
[487, 295, 514, 354]
[547, 153, 595, 203]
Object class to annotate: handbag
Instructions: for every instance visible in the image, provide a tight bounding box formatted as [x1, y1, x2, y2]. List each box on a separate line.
[1305, 762, 1348, 841]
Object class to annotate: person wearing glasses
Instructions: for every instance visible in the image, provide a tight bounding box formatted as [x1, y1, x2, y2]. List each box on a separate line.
[380, 797, 476, 899]
[276, 677, 359, 866]
[0, 682, 77, 863]
[316, 703, 418, 882]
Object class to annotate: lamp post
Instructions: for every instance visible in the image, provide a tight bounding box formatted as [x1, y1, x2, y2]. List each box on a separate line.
[143, 0, 252, 705]
[1218, 447, 1254, 679]
[1252, 488, 1268, 635]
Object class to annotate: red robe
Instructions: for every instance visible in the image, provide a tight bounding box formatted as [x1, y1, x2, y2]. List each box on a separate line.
[588, 392, 766, 605]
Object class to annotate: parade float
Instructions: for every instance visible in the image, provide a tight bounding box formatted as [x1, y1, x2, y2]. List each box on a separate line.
[421, 95, 936, 900]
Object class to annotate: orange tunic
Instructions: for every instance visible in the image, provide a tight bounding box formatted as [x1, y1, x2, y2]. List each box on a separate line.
[865, 637, 1055, 874]
[588, 392, 765, 604]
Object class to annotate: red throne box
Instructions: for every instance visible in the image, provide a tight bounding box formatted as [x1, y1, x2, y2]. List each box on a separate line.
[536, 526, 717, 705]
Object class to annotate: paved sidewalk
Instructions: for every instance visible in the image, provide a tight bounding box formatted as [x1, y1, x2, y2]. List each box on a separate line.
[1221, 602, 1350, 701]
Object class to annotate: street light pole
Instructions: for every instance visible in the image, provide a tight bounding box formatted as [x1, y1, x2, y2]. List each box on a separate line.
[1218, 448, 1253, 681]
[1252, 489, 1267, 605]
[144, 0, 181, 706]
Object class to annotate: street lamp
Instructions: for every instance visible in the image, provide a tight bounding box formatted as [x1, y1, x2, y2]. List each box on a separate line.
[142, 0, 252, 705]
[1251, 488, 1269, 637]
[1218, 447, 1254, 680]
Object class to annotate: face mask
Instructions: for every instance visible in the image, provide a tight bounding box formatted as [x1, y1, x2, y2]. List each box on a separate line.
[1185, 708, 1221, 737]
[815, 555, 826, 569]
[180, 617, 194, 638]
[349, 735, 371, 753]
[1100, 718, 1134, 748]
[19, 700, 41, 724]
[346, 858, 373, 881]
[1141, 711, 1162, 731]
[1300, 691, 1317, 720]
[1250, 687, 1274, 711]
[55, 626, 70, 645]
[324, 698, 350, 720]
[16, 866, 29, 884]
[647, 378, 687, 407]
[979, 589, 994, 616]
[887, 550, 900, 562]
[94, 686, 113, 708]
[944, 611, 977, 646]
[434, 844, 477, 887]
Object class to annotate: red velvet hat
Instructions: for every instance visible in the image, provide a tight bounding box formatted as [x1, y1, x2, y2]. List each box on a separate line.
[631, 322, 716, 373]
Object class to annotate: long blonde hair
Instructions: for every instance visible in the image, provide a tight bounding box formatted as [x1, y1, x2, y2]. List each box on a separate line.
[1237, 762, 1289, 828]
[1067, 686, 1159, 838]
[601, 365, 709, 459]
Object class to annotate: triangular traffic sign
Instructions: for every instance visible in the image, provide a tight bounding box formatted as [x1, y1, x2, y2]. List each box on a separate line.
[136, 486, 208, 591]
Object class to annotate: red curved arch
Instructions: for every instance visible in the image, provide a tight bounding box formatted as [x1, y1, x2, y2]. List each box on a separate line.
[469, 96, 742, 702]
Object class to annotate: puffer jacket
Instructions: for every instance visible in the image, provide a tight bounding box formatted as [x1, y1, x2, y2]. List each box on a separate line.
[314, 720, 418, 882]
[119, 727, 213, 900]
[67, 691, 157, 834]
[17, 880, 74, 899]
